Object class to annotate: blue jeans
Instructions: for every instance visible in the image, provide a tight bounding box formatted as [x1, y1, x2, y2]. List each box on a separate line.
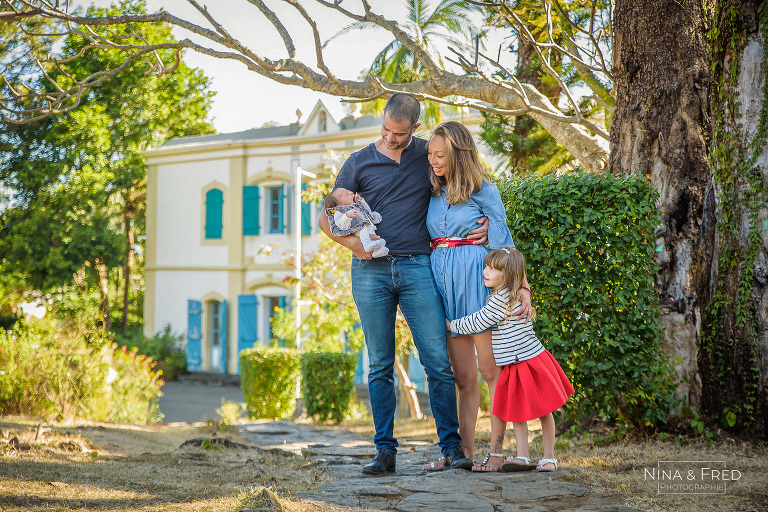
[351, 254, 462, 455]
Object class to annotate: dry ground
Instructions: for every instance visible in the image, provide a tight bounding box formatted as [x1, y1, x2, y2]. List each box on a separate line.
[1, 415, 767, 512]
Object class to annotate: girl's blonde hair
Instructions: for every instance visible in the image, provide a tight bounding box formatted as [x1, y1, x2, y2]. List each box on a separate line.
[485, 247, 536, 320]
[428, 121, 490, 204]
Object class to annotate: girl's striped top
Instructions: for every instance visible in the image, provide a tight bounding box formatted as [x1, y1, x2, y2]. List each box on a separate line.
[449, 289, 545, 366]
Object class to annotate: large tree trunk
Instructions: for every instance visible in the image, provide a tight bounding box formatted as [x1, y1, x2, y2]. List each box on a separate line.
[612, 0, 768, 438]
[699, 1, 768, 437]
[610, 0, 713, 409]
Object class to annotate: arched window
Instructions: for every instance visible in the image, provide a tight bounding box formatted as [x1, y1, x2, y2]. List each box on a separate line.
[318, 111, 327, 132]
[205, 188, 223, 239]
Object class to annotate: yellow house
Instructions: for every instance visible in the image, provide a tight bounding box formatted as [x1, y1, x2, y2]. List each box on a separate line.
[143, 101, 486, 375]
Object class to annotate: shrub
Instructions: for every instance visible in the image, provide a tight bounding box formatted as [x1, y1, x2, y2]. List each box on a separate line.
[0, 318, 163, 424]
[240, 347, 301, 419]
[301, 352, 357, 423]
[497, 171, 680, 428]
[112, 325, 186, 380]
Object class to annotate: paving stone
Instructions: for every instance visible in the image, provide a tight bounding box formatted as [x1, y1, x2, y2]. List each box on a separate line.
[394, 492, 495, 512]
[501, 480, 590, 501]
[561, 506, 646, 512]
[492, 504, 550, 512]
[395, 473, 498, 494]
[294, 491, 359, 508]
[318, 480, 404, 496]
[302, 445, 378, 458]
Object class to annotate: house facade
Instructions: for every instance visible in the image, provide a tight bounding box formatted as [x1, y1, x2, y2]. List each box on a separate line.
[143, 101, 487, 377]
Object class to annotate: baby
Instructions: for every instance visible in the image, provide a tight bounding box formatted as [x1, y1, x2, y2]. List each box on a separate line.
[324, 188, 389, 258]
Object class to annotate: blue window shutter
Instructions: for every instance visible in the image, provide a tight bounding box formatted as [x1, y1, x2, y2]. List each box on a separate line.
[408, 353, 426, 393]
[205, 189, 223, 239]
[277, 183, 286, 233]
[220, 300, 227, 373]
[187, 300, 202, 372]
[279, 296, 286, 309]
[237, 295, 258, 374]
[301, 183, 312, 235]
[243, 186, 260, 235]
[281, 184, 288, 234]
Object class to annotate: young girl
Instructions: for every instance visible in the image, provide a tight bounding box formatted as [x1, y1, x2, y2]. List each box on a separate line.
[448, 247, 574, 472]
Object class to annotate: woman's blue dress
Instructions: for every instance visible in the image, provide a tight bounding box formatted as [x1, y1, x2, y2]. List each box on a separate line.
[426, 180, 515, 327]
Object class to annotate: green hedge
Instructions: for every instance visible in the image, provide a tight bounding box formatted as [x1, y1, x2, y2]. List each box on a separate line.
[301, 352, 357, 423]
[498, 172, 679, 427]
[240, 346, 301, 419]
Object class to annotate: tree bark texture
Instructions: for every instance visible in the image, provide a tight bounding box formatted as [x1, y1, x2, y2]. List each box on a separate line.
[610, 0, 713, 408]
[699, 1, 768, 437]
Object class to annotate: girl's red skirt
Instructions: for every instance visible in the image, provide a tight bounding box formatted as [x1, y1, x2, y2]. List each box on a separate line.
[493, 349, 574, 423]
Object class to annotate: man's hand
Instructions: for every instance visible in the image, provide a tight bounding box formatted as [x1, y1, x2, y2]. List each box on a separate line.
[514, 288, 533, 324]
[346, 210, 359, 218]
[319, 210, 374, 260]
[467, 216, 489, 245]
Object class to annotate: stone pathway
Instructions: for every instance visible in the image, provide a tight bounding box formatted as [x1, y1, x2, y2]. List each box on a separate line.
[241, 421, 645, 512]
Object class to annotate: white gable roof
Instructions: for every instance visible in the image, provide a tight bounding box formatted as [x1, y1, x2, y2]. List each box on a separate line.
[298, 100, 340, 136]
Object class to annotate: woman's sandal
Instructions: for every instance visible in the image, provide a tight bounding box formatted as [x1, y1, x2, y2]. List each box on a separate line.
[422, 460, 444, 471]
[536, 458, 558, 472]
[471, 452, 504, 472]
[501, 455, 537, 472]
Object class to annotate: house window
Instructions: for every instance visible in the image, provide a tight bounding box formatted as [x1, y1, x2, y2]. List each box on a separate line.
[205, 188, 223, 239]
[268, 186, 284, 233]
[345, 139, 354, 147]
[318, 111, 327, 132]
[290, 145, 300, 153]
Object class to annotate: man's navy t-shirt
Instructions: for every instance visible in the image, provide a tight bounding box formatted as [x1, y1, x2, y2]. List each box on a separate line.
[334, 136, 432, 255]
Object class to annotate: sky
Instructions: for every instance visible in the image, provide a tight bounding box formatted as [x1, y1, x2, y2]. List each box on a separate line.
[76, 0, 483, 134]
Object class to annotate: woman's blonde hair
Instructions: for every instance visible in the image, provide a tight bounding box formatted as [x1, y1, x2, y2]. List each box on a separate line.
[485, 247, 536, 320]
[428, 121, 489, 204]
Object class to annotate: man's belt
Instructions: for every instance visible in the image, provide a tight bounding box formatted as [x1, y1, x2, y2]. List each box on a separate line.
[430, 236, 475, 251]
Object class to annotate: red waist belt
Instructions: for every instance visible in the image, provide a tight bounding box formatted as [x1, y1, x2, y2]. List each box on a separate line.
[430, 236, 475, 251]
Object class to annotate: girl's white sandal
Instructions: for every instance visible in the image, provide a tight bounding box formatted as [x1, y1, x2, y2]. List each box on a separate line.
[537, 458, 558, 472]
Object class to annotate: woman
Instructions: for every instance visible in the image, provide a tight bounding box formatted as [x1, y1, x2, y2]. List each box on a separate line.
[424, 121, 532, 470]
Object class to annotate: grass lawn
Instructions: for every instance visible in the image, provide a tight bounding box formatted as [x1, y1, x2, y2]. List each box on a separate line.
[1, 414, 767, 511]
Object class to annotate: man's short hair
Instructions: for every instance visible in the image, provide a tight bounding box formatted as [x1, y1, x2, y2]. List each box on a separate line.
[383, 93, 420, 126]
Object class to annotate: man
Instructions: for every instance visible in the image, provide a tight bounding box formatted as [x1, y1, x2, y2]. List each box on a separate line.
[319, 93, 485, 475]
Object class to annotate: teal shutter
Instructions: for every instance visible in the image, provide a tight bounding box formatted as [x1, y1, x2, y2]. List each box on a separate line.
[243, 186, 260, 235]
[277, 186, 284, 233]
[187, 300, 202, 372]
[283, 183, 291, 234]
[409, 353, 426, 393]
[277, 296, 288, 347]
[301, 183, 312, 235]
[237, 295, 258, 374]
[205, 189, 223, 239]
[220, 300, 227, 373]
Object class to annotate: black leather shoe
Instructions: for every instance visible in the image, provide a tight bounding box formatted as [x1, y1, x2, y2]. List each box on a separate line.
[362, 449, 396, 475]
[445, 446, 473, 470]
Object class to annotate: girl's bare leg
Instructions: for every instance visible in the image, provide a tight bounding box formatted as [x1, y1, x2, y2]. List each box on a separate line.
[538, 413, 556, 470]
[446, 333, 479, 460]
[511, 421, 529, 464]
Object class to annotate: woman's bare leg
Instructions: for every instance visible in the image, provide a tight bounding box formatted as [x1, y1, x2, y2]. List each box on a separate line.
[473, 331, 501, 413]
[447, 333, 479, 460]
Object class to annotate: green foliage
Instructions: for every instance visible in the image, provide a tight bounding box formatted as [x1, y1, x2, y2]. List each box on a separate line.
[301, 352, 357, 423]
[497, 172, 679, 428]
[240, 347, 301, 419]
[112, 325, 187, 379]
[0, 0, 214, 328]
[0, 318, 163, 423]
[270, 237, 364, 352]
